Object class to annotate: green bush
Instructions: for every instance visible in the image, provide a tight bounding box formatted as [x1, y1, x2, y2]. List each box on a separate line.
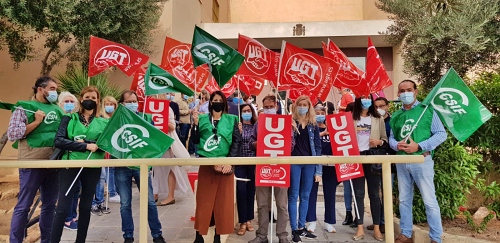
[394, 134, 482, 223]
[56, 67, 123, 100]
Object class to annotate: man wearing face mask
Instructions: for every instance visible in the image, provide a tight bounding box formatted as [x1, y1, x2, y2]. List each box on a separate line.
[7, 76, 64, 243]
[389, 80, 447, 243]
[115, 90, 167, 243]
[167, 93, 180, 123]
[227, 90, 241, 116]
[248, 95, 295, 243]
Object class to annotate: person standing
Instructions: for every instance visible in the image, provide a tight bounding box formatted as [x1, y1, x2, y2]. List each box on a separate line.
[288, 95, 322, 243]
[235, 104, 257, 236]
[114, 90, 167, 243]
[191, 90, 241, 243]
[338, 88, 354, 112]
[99, 96, 120, 203]
[178, 94, 191, 147]
[198, 90, 210, 114]
[227, 91, 240, 116]
[51, 86, 108, 243]
[167, 93, 180, 123]
[8, 76, 63, 243]
[390, 80, 446, 243]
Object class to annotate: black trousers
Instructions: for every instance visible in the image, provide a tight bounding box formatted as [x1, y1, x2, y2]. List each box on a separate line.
[352, 163, 382, 225]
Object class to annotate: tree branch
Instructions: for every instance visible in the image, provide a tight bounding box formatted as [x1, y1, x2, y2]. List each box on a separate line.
[40, 34, 64, 75]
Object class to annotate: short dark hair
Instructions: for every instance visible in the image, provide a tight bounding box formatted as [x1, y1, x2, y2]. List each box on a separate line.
[262, 95, 276, 103]
[325, 101, 335, 115]
[208, 90, 228, 114]
[32, 76, 55, 95]
[119, 90, 138, 103]
[399, 79, 417, 90]
[374, 97, 389, 105]
[240, 104, 257, 124]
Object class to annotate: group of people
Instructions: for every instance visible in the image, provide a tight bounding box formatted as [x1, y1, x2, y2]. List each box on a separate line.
[7, 76, 446, 243]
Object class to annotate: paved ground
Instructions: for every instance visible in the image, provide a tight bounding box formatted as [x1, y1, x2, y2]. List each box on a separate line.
[56, 167, 381, 243]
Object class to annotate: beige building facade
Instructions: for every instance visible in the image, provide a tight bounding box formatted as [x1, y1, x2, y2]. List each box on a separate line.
[0, 0, 407, 161]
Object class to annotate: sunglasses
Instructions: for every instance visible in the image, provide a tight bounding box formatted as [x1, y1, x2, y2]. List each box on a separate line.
[212, 127, 218, 141]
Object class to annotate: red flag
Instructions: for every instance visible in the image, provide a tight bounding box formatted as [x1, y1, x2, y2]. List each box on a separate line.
[220, 77, 237, 97]
[161, 37, 203, 91]
[288, 89, 317, 103]
[204, 77, 219, 94]
[238, 34, 279, 87]
[366, 37, 392, 93]
[144, 98, 170, 134]
[130, 67, 147, 112]
[234, 75, 265, 97]
[193, 66, 210, 92]
[88, 36, 149, 77]
[323, 40, 369, 96]
[278, 41, 334, 102]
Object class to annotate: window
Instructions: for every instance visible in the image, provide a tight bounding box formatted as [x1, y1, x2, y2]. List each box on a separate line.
[212, 0, 219, 23]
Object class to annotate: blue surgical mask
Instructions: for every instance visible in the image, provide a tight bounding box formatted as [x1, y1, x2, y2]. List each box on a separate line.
[263, 108, 276, 114]
[105, 105, 115, 114]
[361, 99, 372, 109]
[124, 103, 139, 113]
[183, 95, 188, 100]
[241, 113, 252, 121]
[399, 92, 415, 105]
[315, 115, 326, 123]
[166, 95, 171, 100]
[170, 95, 175, 101]
[298, 107, 309, 116]
[63, 103, 74, 113]
[46, 91, 58, 103]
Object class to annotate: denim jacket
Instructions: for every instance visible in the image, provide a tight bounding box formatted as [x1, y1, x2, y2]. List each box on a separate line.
[293, 122, 323, 176]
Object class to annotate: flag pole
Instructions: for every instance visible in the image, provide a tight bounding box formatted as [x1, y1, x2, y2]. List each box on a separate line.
[403, 105, 429, 142]
[142, 96, 147, 119]
[87, 76, 90, 86]
[330, 87, 338, 113]
[349, 179, 361, 227]
[237, 77, 241, 119]
[65, 152, 93, 196]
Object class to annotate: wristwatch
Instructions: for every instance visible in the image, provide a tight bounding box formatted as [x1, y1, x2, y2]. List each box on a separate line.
[417, 144, 422, 152]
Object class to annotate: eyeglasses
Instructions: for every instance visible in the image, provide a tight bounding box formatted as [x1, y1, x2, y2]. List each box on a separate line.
[212, 127, 218, 141]
[64, 100, 75, 103]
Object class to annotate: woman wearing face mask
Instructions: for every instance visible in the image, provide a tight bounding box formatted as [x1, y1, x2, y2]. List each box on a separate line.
[350, 94, 387, 242]
[305, 104, 339, 234]
[289, 95, 322, 243]
[101, 96, 117, 118]
[235, 104, 257, 236]
[51, 86, 108, 243]
[56, 91, 82, 230]
[190, 90, 241, 243]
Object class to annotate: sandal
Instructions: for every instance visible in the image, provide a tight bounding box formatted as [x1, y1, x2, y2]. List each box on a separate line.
[246, 221, 255, 232]
[237, 223, 247, 236]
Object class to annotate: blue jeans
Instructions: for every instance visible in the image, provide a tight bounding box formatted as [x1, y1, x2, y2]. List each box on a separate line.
[179, 123, 191, 148]
[288, 164, 315, 230]
[114, 167, 162, 239]
[65, 182, 80, 222]
[397, 156, 442, 243]
[343, 180, 353, 212]
[92, 168, 118, 206]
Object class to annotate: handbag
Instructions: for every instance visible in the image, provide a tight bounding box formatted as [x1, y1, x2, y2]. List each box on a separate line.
[368, 142, 390, 174]
[213, 165, 234, 175]
[49, 148, 65, 160]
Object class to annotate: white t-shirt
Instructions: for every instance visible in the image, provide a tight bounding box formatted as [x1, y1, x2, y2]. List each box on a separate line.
[356, 116, 372, 152]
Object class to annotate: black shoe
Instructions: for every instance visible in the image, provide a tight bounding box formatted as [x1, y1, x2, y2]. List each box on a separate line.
[300, 228, 317, 240]
[194, 231, 204, 243]
[214, 234, 221, 243]
[380, 224, 385, 234]
[291, 230, 302, 243]
[91, 204, 102, 216]
[350, 222, 357, 228]
[342, 211, 353, 225]
[124, 238, 134, 243]
[153, 235, 166, 243]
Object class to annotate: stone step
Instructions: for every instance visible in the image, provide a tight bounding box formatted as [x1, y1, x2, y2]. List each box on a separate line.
[316, 182, 345, 202]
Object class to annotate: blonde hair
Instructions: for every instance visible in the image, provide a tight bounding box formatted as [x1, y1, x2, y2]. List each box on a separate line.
[101, 96, 118, 118]
[292, 95, 317, 125]
[57, 91, 80, 113]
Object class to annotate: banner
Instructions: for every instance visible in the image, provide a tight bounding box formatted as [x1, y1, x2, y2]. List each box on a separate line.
[191, 26, 244, 88]
[326, 113, 364, 181]
[97, 105, 174, 159]
[0, 102, 14, 111]
[255, 114, 292, 187]
[422, 67, 492, 142]
[237, 34, 279, 86]
[88, 36, 149, 77]
[366, 37, 392, 94]
[144, 99, 170, 134]
[144, 63, 194, 96]
[278, 41, 334, 102]
[130, 67, 146, 112]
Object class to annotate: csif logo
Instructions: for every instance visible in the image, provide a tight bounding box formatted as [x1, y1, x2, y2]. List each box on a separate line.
[149, 76, 174, 90]
[431, 88, 468, 115]
[193, 43, 226, 67]
[44, 111, 59, 124]
[111, 124, 149, 153]
[203, 134, 221, 152]
[244, 41, 270, 75]
[284, 53, 322, 87]
[94, 45, 131, 68]
[400, 119, 415, 138]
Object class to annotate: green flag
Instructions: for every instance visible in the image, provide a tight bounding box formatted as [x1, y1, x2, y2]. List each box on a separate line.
[0, 102, 14, 111]
[144, 63, 194, 96]
[96, 105, 174, 159]
[422, 67, 492, 142]
[191, 25, 244, 88]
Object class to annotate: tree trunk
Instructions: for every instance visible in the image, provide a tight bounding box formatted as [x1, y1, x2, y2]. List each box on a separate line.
[0, 130, 9, 154]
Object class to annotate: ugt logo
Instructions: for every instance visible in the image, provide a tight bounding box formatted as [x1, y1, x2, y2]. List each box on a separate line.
[244, 41, 270, 75]
[285, 53, 322, 87]
[111, 124, 149, 153]
[94, 45, 131, 68]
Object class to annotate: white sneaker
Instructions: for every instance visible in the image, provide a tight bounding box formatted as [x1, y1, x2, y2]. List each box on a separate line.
[306, 221, 316, 233]
[109, 195, 121, 203]
[324, 223, 336, 233]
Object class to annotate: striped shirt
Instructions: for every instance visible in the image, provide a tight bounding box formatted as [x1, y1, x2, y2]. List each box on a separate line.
[389, 101, 447, 152]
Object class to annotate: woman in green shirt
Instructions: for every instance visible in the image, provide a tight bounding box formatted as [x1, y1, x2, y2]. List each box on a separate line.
[51, 86, 108, 243]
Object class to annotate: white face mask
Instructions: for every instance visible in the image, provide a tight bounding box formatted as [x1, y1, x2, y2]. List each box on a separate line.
[377, 108, 386, 116]
[263, 108, 276, 114]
